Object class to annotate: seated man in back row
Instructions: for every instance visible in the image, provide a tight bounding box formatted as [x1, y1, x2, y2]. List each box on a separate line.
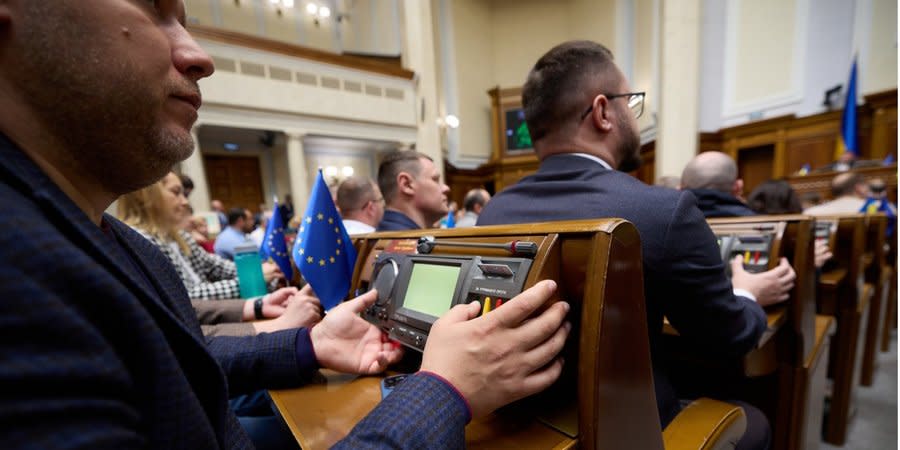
[0, 2, 570, 448]
[478, 40, 796, 450]
[680, 151, 756, 217]
[377, 150, 451, 231]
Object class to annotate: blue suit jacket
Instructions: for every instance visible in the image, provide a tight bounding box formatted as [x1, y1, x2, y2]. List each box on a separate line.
[377, 209, 421, 231]
[0, 135, 467, 449]
[478, 154, 767, 427]
[687, 188, 757, 218]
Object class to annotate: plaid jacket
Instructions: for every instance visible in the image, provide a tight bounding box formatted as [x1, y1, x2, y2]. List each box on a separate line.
[0, 135, 469, 449]
[135, 229, 241, 300]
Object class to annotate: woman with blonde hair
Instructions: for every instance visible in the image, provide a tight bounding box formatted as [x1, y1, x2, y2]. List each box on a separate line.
[118, 172, 284, 301]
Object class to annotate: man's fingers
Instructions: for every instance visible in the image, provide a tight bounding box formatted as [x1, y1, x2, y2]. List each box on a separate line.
[519, 357, 565, 398]
[730, 256, 747, 273]
[521, 321, 570, 370]
[346, 289, 378, 314]
[299, 284, 315, 297]
[492, 280, 557, 328]
[437, 301, 482, 326]
[516, 301, 570, 350]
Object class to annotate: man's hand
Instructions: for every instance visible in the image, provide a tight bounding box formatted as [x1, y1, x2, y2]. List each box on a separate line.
[813, 240, 833, 268]
[731, 256, 796, 307]
[242, 287, 298, 321]
[261, 261, 283, 283]
[420, 280, 571, 418]
[310, 290, 403, 374]
[252, 285, 322, 333]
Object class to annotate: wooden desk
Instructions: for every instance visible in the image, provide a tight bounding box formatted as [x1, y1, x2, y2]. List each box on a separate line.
[662, 215, 820, 450]
[270, 371, 576, 450]
[813, 214, 869, 445]
[276, 220, 664, 450]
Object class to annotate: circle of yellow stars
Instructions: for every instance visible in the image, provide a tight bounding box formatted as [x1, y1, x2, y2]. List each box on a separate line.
[265, 225, 288, 259]
[297, 212, 344, 269]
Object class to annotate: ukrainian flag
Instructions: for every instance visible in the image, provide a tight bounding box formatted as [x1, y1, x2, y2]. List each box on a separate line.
[835, 57, 859, 159]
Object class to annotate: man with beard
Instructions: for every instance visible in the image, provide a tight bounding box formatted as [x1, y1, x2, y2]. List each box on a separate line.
[0, 1, 570, 448]
[478, 41, 795, 450]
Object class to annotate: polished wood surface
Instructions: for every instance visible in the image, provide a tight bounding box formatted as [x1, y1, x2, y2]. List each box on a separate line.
[786, 164, 898, 204]
[792, 315, 836, 450]
[814, 214, 870, 445]
[661, 215, 821, 450]
[276, 219, 665, 450]
[269, 372, 575, 450]
[860, 214, 889, 386]
[187, 25, 415, 79]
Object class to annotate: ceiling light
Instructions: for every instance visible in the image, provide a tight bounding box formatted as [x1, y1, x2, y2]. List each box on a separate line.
[325, 166, 338, 177]
[319, 6, 331, 17]
[341, 166, 355, 177]
[444, 114, 460, 129]
[306, 3, 318, 14]
[283, 0, 295, 7]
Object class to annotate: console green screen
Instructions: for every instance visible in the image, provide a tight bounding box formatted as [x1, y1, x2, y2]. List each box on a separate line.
[403, 263, 460, 318]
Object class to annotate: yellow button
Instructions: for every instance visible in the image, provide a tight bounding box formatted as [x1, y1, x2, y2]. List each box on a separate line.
[482, 297, 492, 315]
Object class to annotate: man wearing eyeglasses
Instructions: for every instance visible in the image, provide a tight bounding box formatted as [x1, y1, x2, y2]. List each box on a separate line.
[478, 41, 780, 450]
[336, 176, 385, 234]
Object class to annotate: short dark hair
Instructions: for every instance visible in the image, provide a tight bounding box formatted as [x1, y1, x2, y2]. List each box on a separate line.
[522, 41, 618, 143]
[463, 189, 488, 211]
[337, 176, 377, 212]
[747, 179, 802, 214]
[179, 174, 194, 195]
[378, 151, 432, 204]
[831, 173, 863, 197]
[227, 207, 247, 225]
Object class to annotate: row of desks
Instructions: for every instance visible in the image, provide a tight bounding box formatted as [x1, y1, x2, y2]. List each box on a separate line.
[268, 213, 893, 449]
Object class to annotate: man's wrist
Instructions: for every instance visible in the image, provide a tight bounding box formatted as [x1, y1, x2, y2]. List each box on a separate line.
[254, 296, 265, 319]
[733, 288, 757, 303]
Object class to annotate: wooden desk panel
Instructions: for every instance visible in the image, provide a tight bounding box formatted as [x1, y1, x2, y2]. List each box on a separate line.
[270, 372, 575, 450]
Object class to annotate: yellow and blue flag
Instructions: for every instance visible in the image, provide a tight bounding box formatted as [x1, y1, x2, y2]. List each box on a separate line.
[835, 57, 859, 159]
[292, 170, 357, 310]
[260, 200, 292, 280]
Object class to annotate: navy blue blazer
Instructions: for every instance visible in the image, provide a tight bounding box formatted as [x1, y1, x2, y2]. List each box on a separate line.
[0, 135, 467, 449]
[377, 209, 421, 231]
[478, 154, 767, 427]
[687, 188, 757, 218]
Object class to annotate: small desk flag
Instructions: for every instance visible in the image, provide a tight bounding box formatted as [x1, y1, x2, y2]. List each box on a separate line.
[259, 201, 292, 280]
[292, 171, 357, 310]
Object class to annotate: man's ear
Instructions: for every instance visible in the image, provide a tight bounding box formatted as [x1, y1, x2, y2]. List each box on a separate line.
[590, 95, 614, 133]
[397, 172, 415, 196]
[733, 179, 744, 198]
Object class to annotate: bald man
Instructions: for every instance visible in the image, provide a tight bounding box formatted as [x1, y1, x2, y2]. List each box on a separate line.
[681, 151, 755, 218]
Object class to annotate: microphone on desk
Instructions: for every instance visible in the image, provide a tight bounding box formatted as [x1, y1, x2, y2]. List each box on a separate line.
[416, 236, 538, 257]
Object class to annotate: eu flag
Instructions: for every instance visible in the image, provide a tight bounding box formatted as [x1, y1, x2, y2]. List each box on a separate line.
[292, 171, 357, 310]
[835, 57, 859, 159]
[259, 201, 292, 280]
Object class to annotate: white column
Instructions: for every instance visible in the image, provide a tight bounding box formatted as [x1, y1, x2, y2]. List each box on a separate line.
[655, 0, 701, 181]
[400, 0, 444, 172]
[183, 125, 212, 212]
[285, 131, 310, 214]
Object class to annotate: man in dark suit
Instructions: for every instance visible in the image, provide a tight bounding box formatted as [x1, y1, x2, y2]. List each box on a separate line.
[377, 151, 451, 230]
[478, 41, 795, 450]
[681, 151, 757, 218]
[0, 1, 570, 448]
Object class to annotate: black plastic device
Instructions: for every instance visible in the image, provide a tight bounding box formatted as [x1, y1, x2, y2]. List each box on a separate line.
[718, 233, 775, 277]
[380, 374, 409, 399]
[364, 252, 533, 352]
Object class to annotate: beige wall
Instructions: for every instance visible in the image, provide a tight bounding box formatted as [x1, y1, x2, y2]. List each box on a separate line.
[450, 0, 494, 159]
[862, 0, 898, 94]
[633, 0, 656, 131]
[732, 0, 798, 105]
[445, 0, 620, 164]
[220, 0, 258, 36]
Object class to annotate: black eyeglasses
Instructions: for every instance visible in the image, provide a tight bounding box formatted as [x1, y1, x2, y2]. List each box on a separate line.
[579, 92, 646, 121]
